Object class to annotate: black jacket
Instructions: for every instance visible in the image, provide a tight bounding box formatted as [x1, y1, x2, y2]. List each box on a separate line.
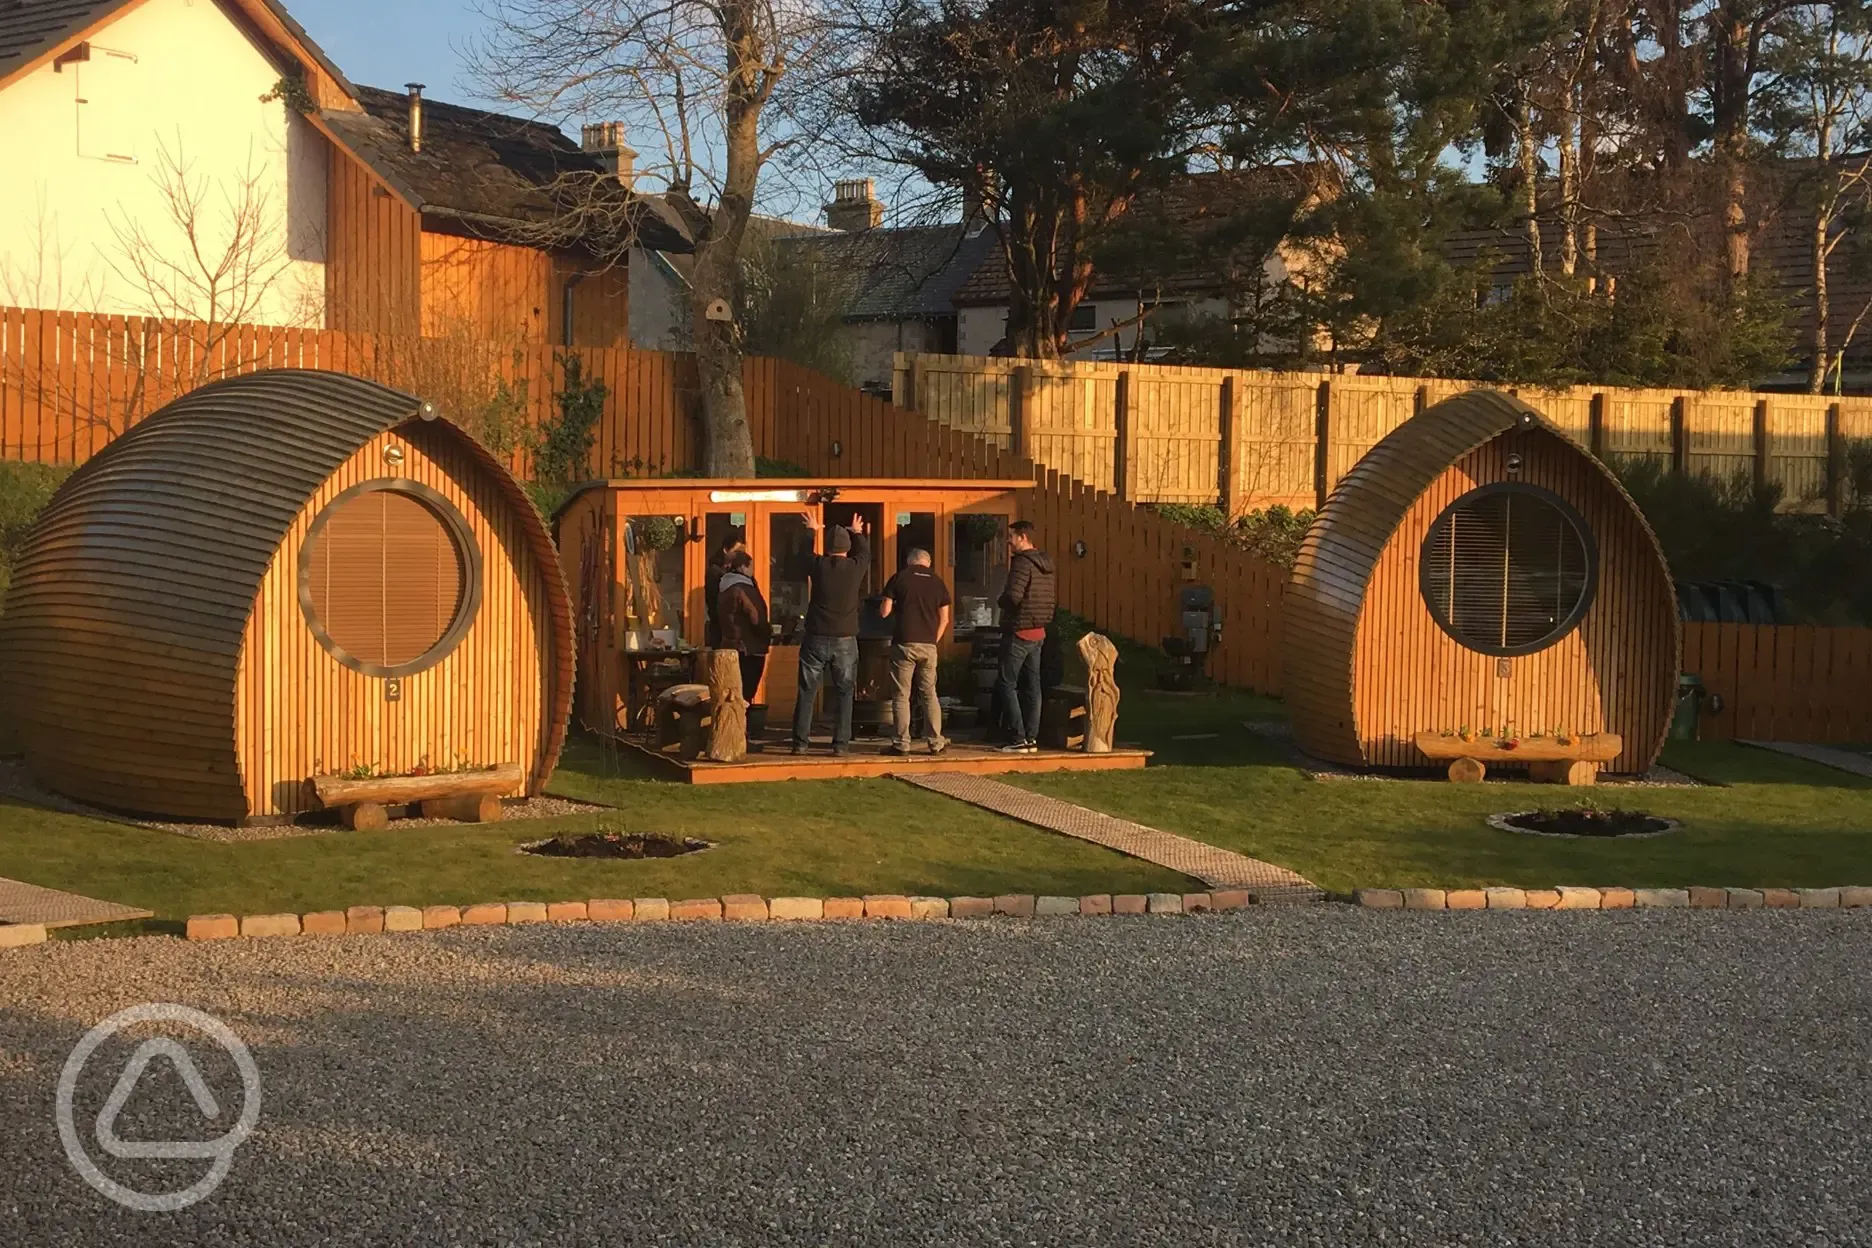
[803, 531, 871, 638]
[716, 572, 770, 656]
[999, 548, 1057, 633]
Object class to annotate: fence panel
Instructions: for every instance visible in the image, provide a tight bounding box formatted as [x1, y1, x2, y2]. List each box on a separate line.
[1685, 622, 1872, 743]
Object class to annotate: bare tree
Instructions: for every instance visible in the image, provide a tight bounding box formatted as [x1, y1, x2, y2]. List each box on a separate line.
[472, 0, 837, 475]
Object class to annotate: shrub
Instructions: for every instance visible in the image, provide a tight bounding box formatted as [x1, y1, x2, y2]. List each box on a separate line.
[0, 462, 72, 611]
[1150, 502, 1316, 569]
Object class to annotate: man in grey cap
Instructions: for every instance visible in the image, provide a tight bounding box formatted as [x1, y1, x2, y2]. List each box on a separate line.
[791, 511, 870, 754]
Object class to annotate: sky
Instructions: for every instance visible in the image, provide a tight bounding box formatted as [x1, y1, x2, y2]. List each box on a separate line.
[290, 0, 493, 111]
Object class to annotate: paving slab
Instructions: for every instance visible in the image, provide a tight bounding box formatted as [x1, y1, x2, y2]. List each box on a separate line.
[899, 773, 1322, 903]
[0, 876, 151, 929]
[1740, 740, 1872, 779]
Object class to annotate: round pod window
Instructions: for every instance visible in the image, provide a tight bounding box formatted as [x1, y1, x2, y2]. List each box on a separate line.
[299, 480, 481, 677]
[1419, 482, 1597, 657]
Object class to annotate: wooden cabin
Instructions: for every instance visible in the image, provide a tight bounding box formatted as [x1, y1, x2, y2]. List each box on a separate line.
[1283, 389, 1679, 776]
[553, 478, 1032, 733]
[0, 370, 574, 822]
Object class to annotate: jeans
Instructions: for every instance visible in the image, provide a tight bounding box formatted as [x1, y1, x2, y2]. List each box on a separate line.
[996, 635, 1044, 744]
[792, 633, 858, 749]
[890, 642, 946, 750]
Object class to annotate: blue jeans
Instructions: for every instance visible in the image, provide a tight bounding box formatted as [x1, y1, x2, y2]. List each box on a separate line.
[792, 633, 858, 748]
[997, 635, 1044, 743]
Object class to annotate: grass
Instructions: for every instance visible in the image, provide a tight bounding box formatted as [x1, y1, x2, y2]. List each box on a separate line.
[0, 738, 1187, 930]
[1016, 688, 1872, 893]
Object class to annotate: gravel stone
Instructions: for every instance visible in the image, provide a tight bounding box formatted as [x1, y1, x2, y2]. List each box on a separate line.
[2, 912, 1867, 1245]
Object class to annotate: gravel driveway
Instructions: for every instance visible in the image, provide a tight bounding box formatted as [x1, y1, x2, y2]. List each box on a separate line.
[2, 910, 1868, 1245]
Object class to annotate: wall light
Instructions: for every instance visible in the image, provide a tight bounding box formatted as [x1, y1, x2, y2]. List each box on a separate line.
[1072, 539, 1088, 559]
[830, 439, 843, 458]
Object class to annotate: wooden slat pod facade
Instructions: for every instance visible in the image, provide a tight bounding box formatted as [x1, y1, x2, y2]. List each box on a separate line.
[0, 371, 573, 823]
[1285, 390, 1679, 775]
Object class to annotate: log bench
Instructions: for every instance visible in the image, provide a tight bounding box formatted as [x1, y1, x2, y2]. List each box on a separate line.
[1413, 731, 1623, 786]
[656, 684, 713, 761]
[310, 762, 522, 830]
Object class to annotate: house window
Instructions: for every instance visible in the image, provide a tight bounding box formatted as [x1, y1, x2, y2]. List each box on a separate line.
[1419, 483, 1596, 657]
[76, 48, 140, 163]
[1068, 303, 1098, 332]
[300, 481, 480, 676]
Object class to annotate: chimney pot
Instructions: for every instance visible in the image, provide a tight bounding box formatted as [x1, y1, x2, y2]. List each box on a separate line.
[581, 121, 637, 188]
[406, 83, 425, 154]
[826, 177, 884, 231]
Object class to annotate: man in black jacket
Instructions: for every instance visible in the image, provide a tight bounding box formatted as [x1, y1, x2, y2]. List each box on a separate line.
[995, 519, 1057, 752]
[791, 512, 870, 754]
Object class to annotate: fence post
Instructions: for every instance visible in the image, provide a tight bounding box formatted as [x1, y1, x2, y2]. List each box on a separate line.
[1589, 392, 1607, 459]
[1010, 364, 1033, 457]
[1113, 369, 1131, 502]
[1218, 374, 1240, 518]
[1670, 395, 1689, 476]
[1827, 402, 1845, 518]
[1314, 378, 1334, 510]
[1752, 397, 1770, 493]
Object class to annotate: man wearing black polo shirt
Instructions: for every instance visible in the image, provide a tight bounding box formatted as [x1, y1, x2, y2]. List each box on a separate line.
[791, 511, 870, 754]
[878, 548, 952, 756]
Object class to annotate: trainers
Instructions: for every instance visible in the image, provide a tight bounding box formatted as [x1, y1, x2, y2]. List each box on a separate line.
[998, 741, 1030, 754]
[790, 743, 807, 756]
[883, 743, 912, 757]
[831, 744, 852, 756]
[929, 739, 950, 756]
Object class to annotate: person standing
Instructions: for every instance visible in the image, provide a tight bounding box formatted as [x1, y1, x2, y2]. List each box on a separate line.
[994, 520, 1056, 753]
[791, 512, 870, 754]
[704, 529, 746, 647]
[879, 548, 951, 756]
[713, 550, 769, 710]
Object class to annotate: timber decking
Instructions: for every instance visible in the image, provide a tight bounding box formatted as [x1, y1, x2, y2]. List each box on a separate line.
[0, 877, 151, 929]
[605, 736, 1150, 785]
[900, 773, 1323, 901]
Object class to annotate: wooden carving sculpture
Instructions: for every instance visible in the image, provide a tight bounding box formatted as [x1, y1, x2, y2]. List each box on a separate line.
[1078, 632, 1120, 753]
[704, 648, 748, 762]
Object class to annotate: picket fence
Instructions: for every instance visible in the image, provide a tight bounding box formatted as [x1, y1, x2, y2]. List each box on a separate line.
[1683, 623, 1872, 745]
[894, 352, 1872, 515]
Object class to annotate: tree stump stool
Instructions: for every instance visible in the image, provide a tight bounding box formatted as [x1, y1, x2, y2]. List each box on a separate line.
[702, 649, 747, 763]
[656, 684, 713, 760]
[1039, 686, 1088, 750]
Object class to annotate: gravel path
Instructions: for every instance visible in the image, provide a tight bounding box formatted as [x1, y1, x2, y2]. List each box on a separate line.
[1, 911, 1868, 1245]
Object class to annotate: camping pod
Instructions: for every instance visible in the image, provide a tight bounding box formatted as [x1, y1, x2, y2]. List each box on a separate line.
[0, 371, 574, 822]
[1283, 389, 1679, 775]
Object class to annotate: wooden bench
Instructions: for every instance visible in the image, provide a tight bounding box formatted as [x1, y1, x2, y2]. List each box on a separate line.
[1413, 731, 1623, 786]
[310, 761, 522, 830]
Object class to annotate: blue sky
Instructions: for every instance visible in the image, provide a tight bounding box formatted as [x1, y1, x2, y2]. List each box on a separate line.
[292, 0, 496, 110]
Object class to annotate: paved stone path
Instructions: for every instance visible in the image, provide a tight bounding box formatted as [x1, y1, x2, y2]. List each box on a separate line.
[1742, 739, 1872, 779]
[900, 772, 1323, 901]
[0, 877, 150, 929]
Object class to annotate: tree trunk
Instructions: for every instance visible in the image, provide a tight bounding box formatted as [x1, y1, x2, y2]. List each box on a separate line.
[1812, 173, 1837, 394]
[1711, 8, 1753, 284]
[1558, 96, 1579, 278]
[1516, 91, 1544, 282]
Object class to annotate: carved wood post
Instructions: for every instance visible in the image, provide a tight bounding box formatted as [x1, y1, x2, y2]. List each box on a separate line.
[1078, 632, 1120, 754]
[704, 648, 747, 762]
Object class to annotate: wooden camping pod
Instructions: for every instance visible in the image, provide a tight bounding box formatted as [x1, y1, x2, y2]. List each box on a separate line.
[1283, 389, 1679, 776]
[0, 371, 574, 822]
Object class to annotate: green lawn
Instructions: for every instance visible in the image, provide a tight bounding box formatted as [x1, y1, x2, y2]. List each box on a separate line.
[0, 739, 1187, 932]
[1020, 688, 1872, 893]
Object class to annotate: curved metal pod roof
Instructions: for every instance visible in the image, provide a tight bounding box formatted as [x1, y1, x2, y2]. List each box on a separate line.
[1284, 388, 1678, 773]
[0, 370, 575, 821]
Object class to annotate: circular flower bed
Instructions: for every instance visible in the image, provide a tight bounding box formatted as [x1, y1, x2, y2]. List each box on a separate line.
[520, 831, 711, 859]
[1488, 808, 1679, 839]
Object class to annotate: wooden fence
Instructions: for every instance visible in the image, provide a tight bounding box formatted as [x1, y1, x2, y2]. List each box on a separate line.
[894, 352, 1872, 515]
[1683, 623, 1872, 744]
[0, 307, 1289, 694]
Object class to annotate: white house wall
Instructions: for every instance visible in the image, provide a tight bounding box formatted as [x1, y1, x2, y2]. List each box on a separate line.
[0, 0, 328, 326]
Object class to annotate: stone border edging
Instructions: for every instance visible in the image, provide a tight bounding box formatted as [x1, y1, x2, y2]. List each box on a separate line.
[178, 890, 1263, 942]
[1353, 886, 1872, 910]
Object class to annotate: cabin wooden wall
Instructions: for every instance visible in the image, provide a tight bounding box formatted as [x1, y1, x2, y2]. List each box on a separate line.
[1349, 430, 1678, 773]
[419, 238, 629, 349]
[326, 153, 422, 334]
[234, 421, 560, 817]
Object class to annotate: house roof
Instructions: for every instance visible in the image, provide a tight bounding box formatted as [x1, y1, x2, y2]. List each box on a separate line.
[952, 165, 1327, 308]
[0, 0, 355, 95]
[320, 85, 691, 254]
[779, 224, 998, 322]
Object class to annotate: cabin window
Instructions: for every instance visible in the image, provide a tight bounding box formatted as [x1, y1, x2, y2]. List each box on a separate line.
[300, 481, 481, 676]
[620, 516, 686, 644]
[1419, 482, 1596, 657]
[768, 512, 815, 645]
[952, 513, 1009, 634]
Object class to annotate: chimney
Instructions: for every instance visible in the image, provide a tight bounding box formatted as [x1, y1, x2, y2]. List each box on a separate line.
[406, 83, 425, 154]
[580, 121, 637, 189]
[826, 177, 884, 232]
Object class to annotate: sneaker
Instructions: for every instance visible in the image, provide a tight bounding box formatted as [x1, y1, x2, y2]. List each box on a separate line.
[1022, 740, 1040, 754]
[883, 743, 912, 757]
[929, 739, 950, 756]
[831, 744, 852, 756]
[998, 741, 1030, 754]
[790, 743, 807, 756]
